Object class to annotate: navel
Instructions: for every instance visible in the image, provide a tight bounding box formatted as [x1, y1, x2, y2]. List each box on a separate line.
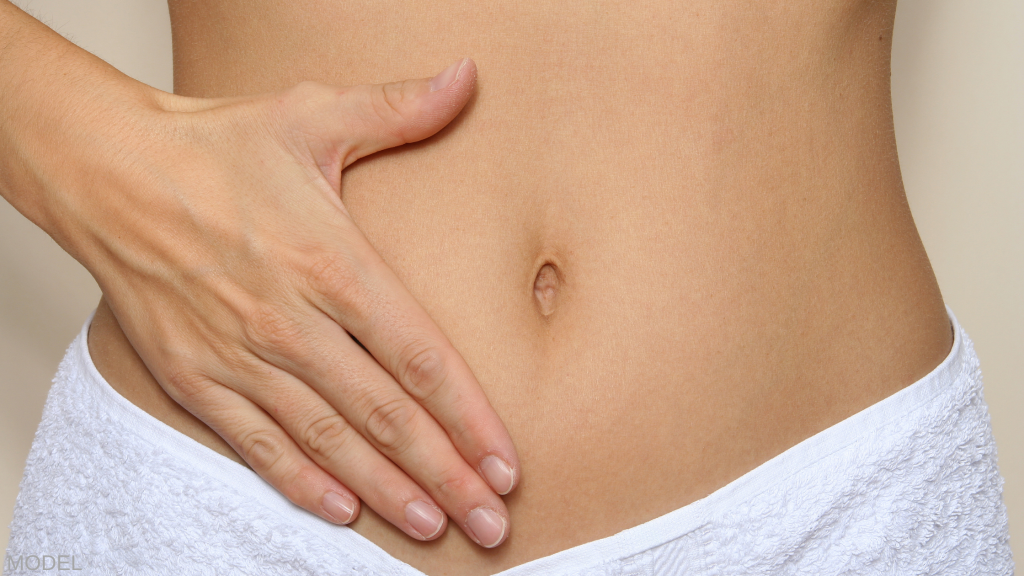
[533, 262, 560, 317]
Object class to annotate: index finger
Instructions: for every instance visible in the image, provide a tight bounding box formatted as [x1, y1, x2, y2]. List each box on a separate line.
[308, 246, 520, 496]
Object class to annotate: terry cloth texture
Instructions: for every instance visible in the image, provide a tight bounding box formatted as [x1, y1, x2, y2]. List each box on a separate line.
[5, 307, 1015, 575]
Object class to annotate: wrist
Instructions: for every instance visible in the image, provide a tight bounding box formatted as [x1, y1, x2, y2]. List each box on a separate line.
[0, 1, 167, 261]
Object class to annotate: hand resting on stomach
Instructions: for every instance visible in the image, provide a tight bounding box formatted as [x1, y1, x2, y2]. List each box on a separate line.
[89, 0, 954, 572]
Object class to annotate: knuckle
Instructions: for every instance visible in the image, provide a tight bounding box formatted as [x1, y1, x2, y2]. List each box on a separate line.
[283, 80, 328, 109]
[398, 342, 449, 401]
[276, 462, 324, 506]
[305, 252, 369, 309]
[301, 413, 352, 462]
[432, 468, 475, 503]
[244, 304, 305, 356]
[363, 395, 422, 454]
[293, 80, 324, 95]
[163, 369, 213, 405]
[238, 429, 288, 473]
[370, 82, 414, 139]
[269, 80, 348, 149]
[268, 81, 320, 125]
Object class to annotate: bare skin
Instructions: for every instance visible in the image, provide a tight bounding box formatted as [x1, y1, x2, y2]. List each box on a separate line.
[3, 2, 521, 546]
[82, 0, 953, 574]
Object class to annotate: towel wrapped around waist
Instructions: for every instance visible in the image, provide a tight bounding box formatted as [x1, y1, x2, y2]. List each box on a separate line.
[4, 307, 1014, 575]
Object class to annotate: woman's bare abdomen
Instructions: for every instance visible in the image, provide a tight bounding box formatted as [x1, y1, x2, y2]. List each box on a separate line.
[90, 0, 953, 573]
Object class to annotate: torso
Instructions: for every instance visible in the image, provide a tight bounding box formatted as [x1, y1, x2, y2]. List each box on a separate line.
[89, 1, 952, 573]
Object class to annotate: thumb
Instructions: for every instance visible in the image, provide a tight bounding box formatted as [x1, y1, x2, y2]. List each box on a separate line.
[337, 58, 477, 168]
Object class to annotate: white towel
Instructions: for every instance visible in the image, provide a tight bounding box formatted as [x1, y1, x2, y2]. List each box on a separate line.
[4, 307, 1014, 575]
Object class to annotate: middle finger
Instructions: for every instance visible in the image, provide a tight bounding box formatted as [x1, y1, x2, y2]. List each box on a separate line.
[239, 310, 511, 548]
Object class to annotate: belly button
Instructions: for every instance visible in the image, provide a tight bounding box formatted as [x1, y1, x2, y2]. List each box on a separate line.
[533, 263, 560, 317]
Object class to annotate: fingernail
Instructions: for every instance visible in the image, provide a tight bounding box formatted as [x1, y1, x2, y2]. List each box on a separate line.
[466, 507, 507, 548]
[405, 501, 445, 539]
[429, 58, 467, 92]
[481, 456, 516, 495]
[322, 492, 356, 524]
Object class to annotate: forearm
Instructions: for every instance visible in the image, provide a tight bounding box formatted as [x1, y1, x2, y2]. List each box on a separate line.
[0, 0, 159, 255]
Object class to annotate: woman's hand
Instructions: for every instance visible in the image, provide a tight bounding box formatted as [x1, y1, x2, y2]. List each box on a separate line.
[0, 5, 517, 547]
[100, 60, 517, 547]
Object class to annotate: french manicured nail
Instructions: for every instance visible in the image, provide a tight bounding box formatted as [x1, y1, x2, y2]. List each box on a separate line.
[405, 501, 444, 539]
[481, 456, 516, 495]
[429, 58, 467, 92]
[321, 492, 356, 524]
[467, 507, 507, 548]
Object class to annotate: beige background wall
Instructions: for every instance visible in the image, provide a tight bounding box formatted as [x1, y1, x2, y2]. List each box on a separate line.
[2, 0, 1021, 562]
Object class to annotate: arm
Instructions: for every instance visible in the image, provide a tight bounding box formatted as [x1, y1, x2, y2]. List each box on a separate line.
[0, 0, 516, 548]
